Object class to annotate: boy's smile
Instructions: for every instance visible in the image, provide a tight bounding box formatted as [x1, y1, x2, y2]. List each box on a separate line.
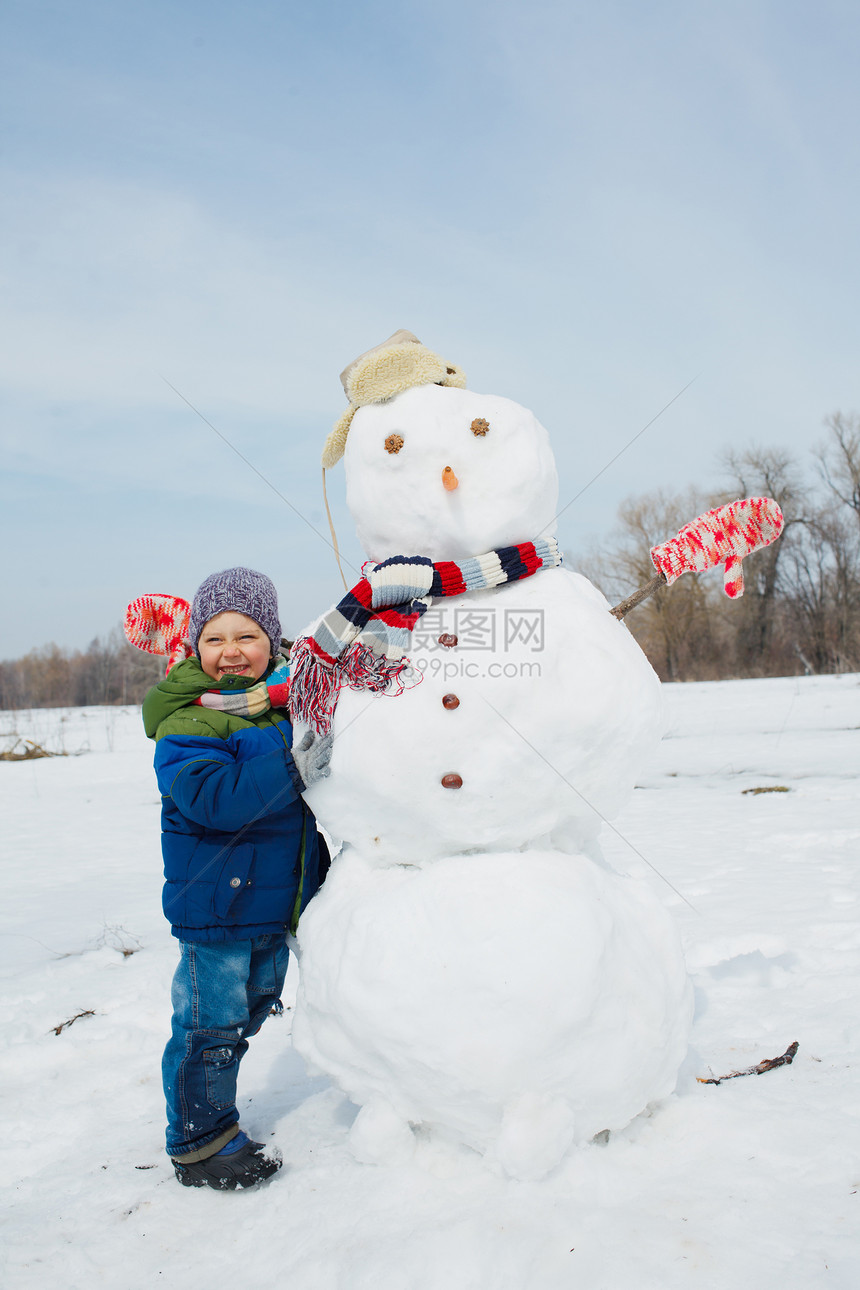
[198, 611, 272, 682]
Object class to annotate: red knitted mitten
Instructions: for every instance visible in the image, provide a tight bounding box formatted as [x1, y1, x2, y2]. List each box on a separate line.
[124, 594, 193, 673]
[650, 497, 784, 598]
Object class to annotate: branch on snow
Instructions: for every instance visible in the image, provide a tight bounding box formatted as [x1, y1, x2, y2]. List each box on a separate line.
[52, 1010, 97, 1036]
[697, 1041, 799, 1085]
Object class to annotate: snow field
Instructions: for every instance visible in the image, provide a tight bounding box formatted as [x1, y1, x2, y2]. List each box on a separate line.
[1, 677, 858, 1288]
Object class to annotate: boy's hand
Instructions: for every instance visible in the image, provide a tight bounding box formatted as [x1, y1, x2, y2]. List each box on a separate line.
[292, 730, 333, 788]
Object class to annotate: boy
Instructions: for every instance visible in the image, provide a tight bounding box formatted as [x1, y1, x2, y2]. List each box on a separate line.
[142, 567, 331, 1190]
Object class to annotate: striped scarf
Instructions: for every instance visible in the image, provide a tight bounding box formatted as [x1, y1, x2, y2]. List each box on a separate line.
[193, 656, 291, 719]
[290, 537, 561, 734]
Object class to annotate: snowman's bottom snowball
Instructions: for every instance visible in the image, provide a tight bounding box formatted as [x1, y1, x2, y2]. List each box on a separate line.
[293, 850, 693, 1178]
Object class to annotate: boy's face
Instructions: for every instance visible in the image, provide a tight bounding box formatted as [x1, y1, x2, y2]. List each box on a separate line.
[198, 612, 272, 682]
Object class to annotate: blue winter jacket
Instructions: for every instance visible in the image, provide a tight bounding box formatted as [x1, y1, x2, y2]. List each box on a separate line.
[142, 657, 321, 943]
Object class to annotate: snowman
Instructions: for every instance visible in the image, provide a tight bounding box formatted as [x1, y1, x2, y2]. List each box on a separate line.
[289, 331, 694, 1180]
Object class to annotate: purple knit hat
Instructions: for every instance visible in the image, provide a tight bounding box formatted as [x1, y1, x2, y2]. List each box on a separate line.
[189, 567, 282, 657]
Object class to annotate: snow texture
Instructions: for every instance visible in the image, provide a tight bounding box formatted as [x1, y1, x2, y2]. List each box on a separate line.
[1, 676, 859, 1287]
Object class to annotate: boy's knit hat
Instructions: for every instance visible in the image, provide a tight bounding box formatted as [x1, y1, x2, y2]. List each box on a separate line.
[189, 567, 282, 656]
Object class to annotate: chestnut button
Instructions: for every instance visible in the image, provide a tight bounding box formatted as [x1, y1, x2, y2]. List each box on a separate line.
[441, 773, 463, 789]
[438, 633, 458, 648]
[441, 693, 460, 710]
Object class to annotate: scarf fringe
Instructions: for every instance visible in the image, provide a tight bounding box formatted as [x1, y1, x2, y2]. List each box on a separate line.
[287, 640, 337, 733]
[288, 638, 420, 735]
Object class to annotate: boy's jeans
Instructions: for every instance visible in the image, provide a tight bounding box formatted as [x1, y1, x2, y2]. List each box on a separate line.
[162, 933, 289, 1159]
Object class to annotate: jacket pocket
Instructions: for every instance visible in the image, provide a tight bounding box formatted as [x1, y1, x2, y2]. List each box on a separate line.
[212, 844, 254, 919]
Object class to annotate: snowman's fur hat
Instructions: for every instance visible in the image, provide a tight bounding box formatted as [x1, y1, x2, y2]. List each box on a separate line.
[322, 329, 467, 469]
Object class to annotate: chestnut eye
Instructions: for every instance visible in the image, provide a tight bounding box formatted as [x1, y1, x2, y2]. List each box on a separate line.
[385, 433, 404, 454]
[471, 418, 490, 437]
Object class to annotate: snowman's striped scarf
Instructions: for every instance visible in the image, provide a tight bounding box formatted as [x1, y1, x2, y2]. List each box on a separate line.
[290, 537, 561, 734]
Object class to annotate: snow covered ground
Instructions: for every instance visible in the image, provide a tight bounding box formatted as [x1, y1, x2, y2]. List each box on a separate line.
[1, 674, 858, 1289]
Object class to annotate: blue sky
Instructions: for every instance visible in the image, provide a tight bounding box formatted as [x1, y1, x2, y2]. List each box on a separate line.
[2, 0, 858, 659]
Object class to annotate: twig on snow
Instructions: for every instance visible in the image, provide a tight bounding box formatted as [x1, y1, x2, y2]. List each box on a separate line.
[697, 1041, 799, 1085]
[52, 1010, 96, 1036]
[0, 739, 70, 762]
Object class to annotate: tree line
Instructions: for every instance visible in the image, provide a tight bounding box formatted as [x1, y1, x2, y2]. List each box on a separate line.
[583, 412, 860, 682]
[0, 629, 163, 710]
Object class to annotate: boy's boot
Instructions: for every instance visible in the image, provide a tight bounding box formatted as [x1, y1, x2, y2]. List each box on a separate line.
[172, 1131, 282, 1190]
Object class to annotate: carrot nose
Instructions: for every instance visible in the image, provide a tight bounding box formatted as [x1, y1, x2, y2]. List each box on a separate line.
[442, 466, 459, 491]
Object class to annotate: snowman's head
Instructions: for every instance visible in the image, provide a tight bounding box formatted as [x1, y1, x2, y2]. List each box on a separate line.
[344, 385, 559, 562]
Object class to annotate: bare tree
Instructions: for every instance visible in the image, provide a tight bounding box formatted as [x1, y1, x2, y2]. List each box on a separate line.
[718, 446, 806, 673]
[816, 412, 860, 526]
[784, 507, 860, 673]
[795, 413, 860, 669]
[578, 415, 860, 683]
